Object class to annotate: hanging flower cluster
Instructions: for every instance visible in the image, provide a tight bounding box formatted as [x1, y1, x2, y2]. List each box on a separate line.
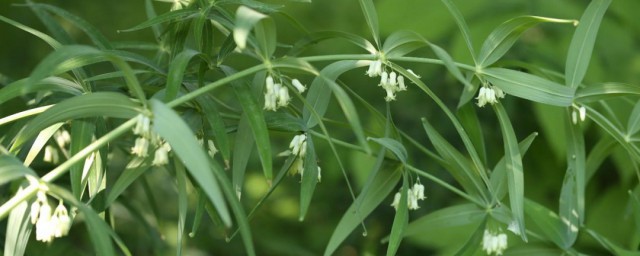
[391, 179, 426, 210]
[263, 75, 308, 111]
[482, 229, 508, 255]
[365, 59, 415, 102]
[30, 191, 72, 242]
[571, 104, 587, 124]
[476, 85, 506, 107]
[131, 114, 172, 166]
[288, 134, 321, 181]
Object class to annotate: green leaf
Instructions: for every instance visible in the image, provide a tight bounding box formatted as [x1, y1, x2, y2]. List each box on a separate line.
[23, 123, 64, 166]
[575, 82, 640, 103]
[628, 100, 640, 135]
[26, 1, 74, 45]
[524, 199, 572, 249]
[234, 5, 275, 59]
[585, 137, 615, 183]
[287, 31, 377, 56]
[368, 137, 407, 164]
[422, 118, 487, 201]
[483, 68, 575, 106]
[382, 30, 426, 58]
[404, 204, 485, 237]
[119, 9, 197, 33]
[439, 0, 477, 64]
[478, 16, 576, 67]
[69, 119, 97, 199]
[48, 185, 130, 256]
[175, 161, 188, 256]
[324, 164, 402, 256]
[0, 155, 36, 186]
[3, 197, 31, 256]
[586, 105, 640, 162]
[26, 3, 113, 49]
[150, 99, 231, 227]
[299, 136, 319, 221]
[586, 228, 640, 256]
[232, 115, 254, 199]
[386, 174, 408, 256]
[0, 14, 61, 49]
[264, 112, 305, 132]
[11, 92, 141, 151]
[456, 104, 486, 163]
[428, 42, 474, 89]
[303, 61, 358, 128]
[490, 132, 537, 201]
[560, 109, 585, 247]
[357, 0, 380, 47]
[493, 103, 526, 241]
[196, 95, 231, 164]
[233, 83, 272, 181]
[104, 158, 151, 208]
[453, 219, 485, 256]
[565, 0, 612, 88]
[165, 49, 203, 102]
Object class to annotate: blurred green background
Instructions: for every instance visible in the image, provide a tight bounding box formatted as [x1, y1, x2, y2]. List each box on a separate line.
[1, 0, 640, 255]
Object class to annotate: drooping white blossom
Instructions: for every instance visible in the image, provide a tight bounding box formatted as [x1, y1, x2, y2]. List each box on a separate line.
[292, 79, 306, 93]
[476, 86, 505, 107]
[391, 180, 426, 211]
[482, 230, 508, 255]
[131, 137, 150, 157]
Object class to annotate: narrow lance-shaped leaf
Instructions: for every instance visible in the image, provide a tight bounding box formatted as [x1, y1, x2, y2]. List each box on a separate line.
[150, 99, 232, 227]
[439, 0, 477, 63]
[483, 68, 575, 107]
[493, 103, 527, 241]
[575, 82, 640, 103]
[382, 30, 426, 58]
[3, 196, 31, 256]
[164, 49, 203, 102]
[524, 199, 572, 249]
[69, 119, 96, 199]
[232, 115, 255, 200]
[324, 164, 402, 256]
[175, 161, 188, 256]
[628, 100, 640, 135]
[234, 6, 274, 57]
[357, 0, 380, 48]
[11, 92, 141, 152]
[0, 155, 37, 186]
[565, 0, 612, 88]
[386, 173, 408, 256]
[299, 136, 319, 221]
[478, 15, 577, 67]
[119, 9, 196, 33]
[233, 83, 273, 182]
[368, 137, 407, 164]
[0, 77, 82, 105]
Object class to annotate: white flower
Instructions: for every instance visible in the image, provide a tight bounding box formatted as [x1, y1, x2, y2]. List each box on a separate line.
[482, 230, 508, 255]
[289, 134, 307, 157]
[30, 192, 48, 224]
[35, 197, 53, 242]
[389, 71, 398, 86]
[317, 166, 322, 182]
[292, 79, 306, 93]
[397, 75, 407, 91]
[412, 180, 425, 200]
[152, 145, 169, 166]
[264, 91, 277, 111]
[43, 145, 59, 163]
[366, 60, 383, 77]
[290, 157, 304, 178]
[572, 105, 587, 124]
[384, 88, 396, 102]
[207, 140, 218, 157]
[52, 201, 71, 237]
[380, 71, 389, 86]
[131, 137, 149, 157]
[407, 192, 419, 210]
[390, 192, 401, 210]
[476, 86, 500, 107]
[133, 114, 151, 137]
[54, 130, 71, 148]
[277, 85, 290, 108]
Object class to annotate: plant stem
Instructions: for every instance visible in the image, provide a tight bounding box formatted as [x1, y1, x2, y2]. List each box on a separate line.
[406, 164, 485, 207]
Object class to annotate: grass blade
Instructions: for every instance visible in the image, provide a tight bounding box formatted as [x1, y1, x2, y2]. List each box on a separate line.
[565, 0, 612, 88]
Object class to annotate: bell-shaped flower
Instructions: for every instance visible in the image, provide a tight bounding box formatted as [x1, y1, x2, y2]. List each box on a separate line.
[482, 229, 508, 255]
[292, 79, 306, 93]
[276, 85, 290, 108]
[131, 137, 149, 157]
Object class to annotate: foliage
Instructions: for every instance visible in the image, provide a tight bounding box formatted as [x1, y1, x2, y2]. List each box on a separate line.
[1, 0, 639, 255]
